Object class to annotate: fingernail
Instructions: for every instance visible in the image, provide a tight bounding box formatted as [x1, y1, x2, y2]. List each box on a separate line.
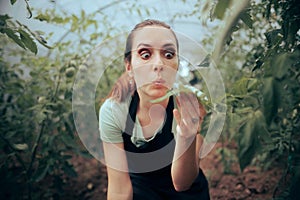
[183, 119, 188, 126]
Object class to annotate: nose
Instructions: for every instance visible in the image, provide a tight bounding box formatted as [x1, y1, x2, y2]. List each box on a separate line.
[153, 65, 163, 72]
[152, 54, 163, 72]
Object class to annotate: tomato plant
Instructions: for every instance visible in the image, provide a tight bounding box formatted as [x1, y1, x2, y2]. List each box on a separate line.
[192, 0, 300, 198]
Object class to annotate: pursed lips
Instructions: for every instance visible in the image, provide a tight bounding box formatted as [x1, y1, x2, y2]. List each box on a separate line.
[152, 79, 166, 85]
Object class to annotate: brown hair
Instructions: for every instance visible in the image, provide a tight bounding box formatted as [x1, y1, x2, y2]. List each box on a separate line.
[109, 19, 179, 102]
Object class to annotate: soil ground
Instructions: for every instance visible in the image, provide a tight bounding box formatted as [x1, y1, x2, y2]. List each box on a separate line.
[63, 142, 283, 200]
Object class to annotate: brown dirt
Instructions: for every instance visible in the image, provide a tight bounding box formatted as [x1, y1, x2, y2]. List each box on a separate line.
[199, 143, 283, 200]
[63, 142, 283, 200]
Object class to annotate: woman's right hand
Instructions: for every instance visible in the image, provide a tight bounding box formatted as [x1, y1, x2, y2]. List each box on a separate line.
[173, 92, 206, 139]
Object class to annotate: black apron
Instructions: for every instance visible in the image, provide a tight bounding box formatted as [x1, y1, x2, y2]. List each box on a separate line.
[122, 92, 210, 200]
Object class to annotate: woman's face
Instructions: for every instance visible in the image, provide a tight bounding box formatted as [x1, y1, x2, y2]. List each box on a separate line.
[127, 26, 179, 99]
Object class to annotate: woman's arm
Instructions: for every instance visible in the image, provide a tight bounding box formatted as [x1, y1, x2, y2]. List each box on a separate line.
[171, 134, 203, 192]
[103, 142, 133, 200]
[171, 93, 206, 192]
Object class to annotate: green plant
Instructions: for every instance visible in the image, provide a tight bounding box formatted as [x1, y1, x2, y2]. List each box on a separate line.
[0, 1, 98, 199]
[191, 0, 300, 198]
[1, 1, 169, 199]
[0, 36, 91, 198]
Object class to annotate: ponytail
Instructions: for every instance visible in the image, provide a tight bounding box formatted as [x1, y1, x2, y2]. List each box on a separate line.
[107, 72, 136, 102]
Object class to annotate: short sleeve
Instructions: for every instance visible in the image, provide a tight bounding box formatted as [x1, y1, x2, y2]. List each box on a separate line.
[99, 98, 126, 143]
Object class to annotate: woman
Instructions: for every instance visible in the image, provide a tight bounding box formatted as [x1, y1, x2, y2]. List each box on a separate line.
[99, 19, 210, 200]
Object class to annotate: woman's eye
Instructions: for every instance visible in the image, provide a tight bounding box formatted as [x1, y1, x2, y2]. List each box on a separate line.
[140, 51, 151, 59]
[164, 51, 175, 59]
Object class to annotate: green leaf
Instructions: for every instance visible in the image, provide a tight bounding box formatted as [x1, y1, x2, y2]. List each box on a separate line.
[247, 78, 258, 91]
[36, 112, 46, 123]
[265, 29, 282, 47]
[271, 52, 292, 79]
[34, 13, 50, 22]
[62, 162, 77, 177]
[213, 0, 232, 20]
[149, 88, 180, 103]
[197, 54, 211, 67]
[150, 84, 213, 112]
[18, 29, 38, 54]
[231, 77, 249, 95]
[2, 28, 26, 49]
[0, 14, 11, 24]
[32, 164, 49, 182]
[240, 10, 253, 29]
[10, 0, 17, 5]
[13, 143, 28, 151]
[52, 16, 65, 24]
[261, 77, 278, 126]
[238, 110, 268, 171]
[61, 133, 77, 149]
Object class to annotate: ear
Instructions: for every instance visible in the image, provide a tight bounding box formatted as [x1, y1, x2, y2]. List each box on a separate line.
[125, 60, 131, 72]
[125, 60, 133, 78]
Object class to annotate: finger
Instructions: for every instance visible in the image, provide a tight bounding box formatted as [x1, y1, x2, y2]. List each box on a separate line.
[173, 109, 181, 125]
[175, 96, 190, 126]
[199, 103, 206, 121]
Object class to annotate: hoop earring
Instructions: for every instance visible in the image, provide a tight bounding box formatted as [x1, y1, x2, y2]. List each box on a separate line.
[128, 72, 134, 88]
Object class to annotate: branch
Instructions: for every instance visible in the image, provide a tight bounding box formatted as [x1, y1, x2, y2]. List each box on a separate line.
[24, 0, 32, 19]
[27, 118, 47, 176]
[95, 0, 124, 13]
[212, 0, 250, 65]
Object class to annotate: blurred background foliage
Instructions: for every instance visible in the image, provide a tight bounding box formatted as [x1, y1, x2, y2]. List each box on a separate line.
[0, 0, 299, 199]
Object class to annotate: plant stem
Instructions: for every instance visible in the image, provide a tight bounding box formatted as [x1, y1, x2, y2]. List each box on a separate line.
[212, 0, 250, 65]
[27, 118, 47, 176]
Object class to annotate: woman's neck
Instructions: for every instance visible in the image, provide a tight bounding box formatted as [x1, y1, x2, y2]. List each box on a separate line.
[136, 90, 169, 127]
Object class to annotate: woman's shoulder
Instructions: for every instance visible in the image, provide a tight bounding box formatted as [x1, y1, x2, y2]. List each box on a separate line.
[100, 96, 131, 118]
[99, 96, 132, 139]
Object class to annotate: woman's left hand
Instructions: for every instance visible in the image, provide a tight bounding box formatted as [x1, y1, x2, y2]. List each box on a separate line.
[173, 92, 206, 139]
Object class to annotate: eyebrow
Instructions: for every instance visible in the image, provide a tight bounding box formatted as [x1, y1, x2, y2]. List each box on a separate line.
[136, 43, 176, 49]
